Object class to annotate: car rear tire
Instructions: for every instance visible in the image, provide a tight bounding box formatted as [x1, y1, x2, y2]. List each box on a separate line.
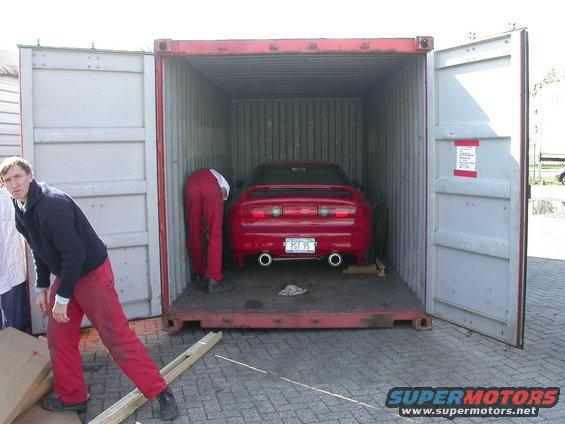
[560, 174, 565, 184]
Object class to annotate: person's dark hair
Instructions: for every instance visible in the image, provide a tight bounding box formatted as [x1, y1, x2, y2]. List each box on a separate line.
[0, 156, 33, 181]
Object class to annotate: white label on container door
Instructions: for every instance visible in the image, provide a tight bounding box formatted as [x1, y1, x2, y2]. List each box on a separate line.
[457, 146, 476, 171]
[453, 140, 479, 178]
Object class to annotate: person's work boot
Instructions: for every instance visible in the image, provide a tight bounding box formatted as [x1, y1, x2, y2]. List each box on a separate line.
[191, 272, 203, 283]
[207, 279, 233, 294]
[191, 272, 205, 289]
[157, 388, 179, 421]
[41, 396, 87, 413]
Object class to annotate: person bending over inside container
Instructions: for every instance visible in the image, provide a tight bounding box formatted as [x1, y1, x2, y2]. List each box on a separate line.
[184, 168, 233, 293]
[0, 156, 179, 421]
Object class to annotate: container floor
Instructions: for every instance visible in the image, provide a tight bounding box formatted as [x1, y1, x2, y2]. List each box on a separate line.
[167, 259, 430, 329]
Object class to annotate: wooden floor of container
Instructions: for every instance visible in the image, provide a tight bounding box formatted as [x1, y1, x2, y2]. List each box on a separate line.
[169, 259, 424, 314]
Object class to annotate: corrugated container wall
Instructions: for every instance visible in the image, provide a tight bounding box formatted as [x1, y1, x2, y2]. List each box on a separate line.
[230, 98, 363, 182]
[164, 59, 229, 299]
[0, 50, 20, 162]
[365, 56, 426, 299]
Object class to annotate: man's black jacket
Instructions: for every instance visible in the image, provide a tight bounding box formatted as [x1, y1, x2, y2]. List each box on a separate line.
[13, 180, 107, 299]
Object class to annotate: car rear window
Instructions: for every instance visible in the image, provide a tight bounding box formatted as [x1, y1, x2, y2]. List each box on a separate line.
[247, 188, 353, 199]
[251, 164, 351, 186]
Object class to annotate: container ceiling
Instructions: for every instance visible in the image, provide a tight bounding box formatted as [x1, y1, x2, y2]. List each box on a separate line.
[179, 53, 409, 98]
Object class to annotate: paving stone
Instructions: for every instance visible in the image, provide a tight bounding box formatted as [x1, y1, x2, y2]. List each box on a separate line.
[77, 256, 564, 423]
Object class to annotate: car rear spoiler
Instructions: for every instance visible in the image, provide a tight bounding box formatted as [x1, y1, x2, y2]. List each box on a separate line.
[238, 184, 361, 202]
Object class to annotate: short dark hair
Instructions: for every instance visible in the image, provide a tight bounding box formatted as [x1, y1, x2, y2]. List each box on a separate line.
[0, 156, 33, 181]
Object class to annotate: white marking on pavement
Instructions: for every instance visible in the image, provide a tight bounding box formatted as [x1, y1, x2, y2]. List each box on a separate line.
[215, 354, 377, 409]
[215, 355, 268, 374]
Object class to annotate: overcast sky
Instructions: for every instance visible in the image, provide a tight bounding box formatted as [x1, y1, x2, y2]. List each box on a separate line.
[0, 0, 561, 83]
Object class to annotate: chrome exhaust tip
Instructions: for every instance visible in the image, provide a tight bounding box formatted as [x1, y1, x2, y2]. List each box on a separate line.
[258, 253, 273, 267]
[328, 253, 343, 267]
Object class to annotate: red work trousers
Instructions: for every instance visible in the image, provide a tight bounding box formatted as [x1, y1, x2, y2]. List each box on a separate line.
[47, 257, 166, 404]
[185, 169, 224, 281]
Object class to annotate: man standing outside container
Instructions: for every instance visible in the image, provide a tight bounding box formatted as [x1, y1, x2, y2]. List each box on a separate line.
[0, 156, 179, 421]
[185, 168, 233, 293]
[0, 184, 29, 331]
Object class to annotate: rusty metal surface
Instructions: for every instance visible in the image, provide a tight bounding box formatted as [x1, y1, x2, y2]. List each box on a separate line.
[155, 38, 434, 56]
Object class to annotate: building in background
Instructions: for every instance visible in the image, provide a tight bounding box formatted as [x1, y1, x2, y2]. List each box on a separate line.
[529, 68, 565, 180]
[0, 50, 20, 162]
[0, 50, 28, 331]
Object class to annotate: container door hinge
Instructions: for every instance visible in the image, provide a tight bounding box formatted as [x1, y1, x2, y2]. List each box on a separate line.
[416, 36, 433, 51]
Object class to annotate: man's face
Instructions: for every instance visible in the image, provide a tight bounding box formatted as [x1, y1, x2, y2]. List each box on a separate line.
[2, 165, 33, 202]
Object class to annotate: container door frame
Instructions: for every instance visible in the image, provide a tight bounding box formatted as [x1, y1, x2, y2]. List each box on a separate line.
[426, 30, 528, 347]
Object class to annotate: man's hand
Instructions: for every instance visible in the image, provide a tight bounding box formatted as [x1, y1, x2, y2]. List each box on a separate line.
[52, 301, 70, 324]
[36, 291, 49, 314]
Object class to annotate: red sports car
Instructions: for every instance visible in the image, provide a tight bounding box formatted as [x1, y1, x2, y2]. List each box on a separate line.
[227, 162, 373, 269]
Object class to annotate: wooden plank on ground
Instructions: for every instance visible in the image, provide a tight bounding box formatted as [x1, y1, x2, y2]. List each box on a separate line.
[12, 403, 80, 424]
[89, 331, 222, 424]
[342, 260, 385, 276]
[0, 328, 51, 424]
[374, 258, 386, 276]
[343, 263, 377, 274]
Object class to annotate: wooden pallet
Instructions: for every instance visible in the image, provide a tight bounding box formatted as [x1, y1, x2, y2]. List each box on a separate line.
[342, 258, 385, 276]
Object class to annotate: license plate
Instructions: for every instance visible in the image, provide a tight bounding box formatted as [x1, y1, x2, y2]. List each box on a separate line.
[285, 238, 316, 253]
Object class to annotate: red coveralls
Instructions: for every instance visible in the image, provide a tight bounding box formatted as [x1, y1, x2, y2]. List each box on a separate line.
[48, 257, 166, 403]
[184, 169, 224, 281]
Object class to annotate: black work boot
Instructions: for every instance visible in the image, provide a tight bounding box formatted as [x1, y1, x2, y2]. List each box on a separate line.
[191, 272, 203, 283]
[41, 396, 87, 413]
[191, 272, 206, 291]
[157, 388, 179, 421]
[207, 279, 233, 294]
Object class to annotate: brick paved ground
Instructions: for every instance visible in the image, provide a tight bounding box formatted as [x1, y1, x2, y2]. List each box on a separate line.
[77, 255, 564, 424]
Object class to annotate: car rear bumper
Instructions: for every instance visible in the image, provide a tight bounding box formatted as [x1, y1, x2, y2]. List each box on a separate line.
[229, 229, 371, 258]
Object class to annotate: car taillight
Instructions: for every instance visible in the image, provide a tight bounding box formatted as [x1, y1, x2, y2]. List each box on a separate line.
[251, 210, 267, 218]
[335, 210, 351, 218]
[249, 206, 282, 218]
[318, 205, 357, 218]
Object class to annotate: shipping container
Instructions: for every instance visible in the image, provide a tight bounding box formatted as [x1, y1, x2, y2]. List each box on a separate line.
[18, 30, 528, 347]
